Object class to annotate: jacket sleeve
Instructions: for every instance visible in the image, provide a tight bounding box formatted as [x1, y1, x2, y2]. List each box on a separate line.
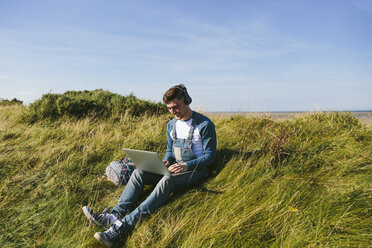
[163, 120, 175, 164]
[186, 120, 217, 172]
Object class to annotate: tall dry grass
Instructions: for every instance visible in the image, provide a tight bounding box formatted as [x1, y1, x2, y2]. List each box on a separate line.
[0, 105, 371, 247]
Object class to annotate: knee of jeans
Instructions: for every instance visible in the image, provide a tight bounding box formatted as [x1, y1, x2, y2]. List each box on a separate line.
[130, 169, 144, 182]
[134, 168, 146, 176]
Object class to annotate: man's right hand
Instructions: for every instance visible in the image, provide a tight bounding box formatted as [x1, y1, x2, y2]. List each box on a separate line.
[163, 160, 170, 167]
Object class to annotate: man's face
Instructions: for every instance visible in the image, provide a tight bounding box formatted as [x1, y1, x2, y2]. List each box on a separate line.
[166, 98, 188, 120]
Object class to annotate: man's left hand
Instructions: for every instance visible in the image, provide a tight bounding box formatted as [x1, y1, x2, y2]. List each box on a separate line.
[168, 163, 188, 174]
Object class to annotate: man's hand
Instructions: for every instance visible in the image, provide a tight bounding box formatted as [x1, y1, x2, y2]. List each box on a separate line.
[163, 160, 170, 167]
[168, 163, 188, 174]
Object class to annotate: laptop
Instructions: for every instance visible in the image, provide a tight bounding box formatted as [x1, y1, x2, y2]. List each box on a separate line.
[123, 148, 191, 176]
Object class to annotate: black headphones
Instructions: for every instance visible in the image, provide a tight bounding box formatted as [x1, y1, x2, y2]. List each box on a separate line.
[175, 86, 192, 105]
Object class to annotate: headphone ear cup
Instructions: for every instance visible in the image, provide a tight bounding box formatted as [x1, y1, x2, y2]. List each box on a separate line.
[184, 95, 192, 105]
[183, 90, 192, 105]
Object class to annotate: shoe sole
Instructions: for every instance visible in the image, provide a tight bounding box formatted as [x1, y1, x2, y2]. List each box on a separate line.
[82, 206, 105, 228]
[94, 232, 114, 248]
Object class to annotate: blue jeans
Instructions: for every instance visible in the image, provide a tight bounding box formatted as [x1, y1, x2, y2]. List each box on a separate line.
[111, 169, 208, 231]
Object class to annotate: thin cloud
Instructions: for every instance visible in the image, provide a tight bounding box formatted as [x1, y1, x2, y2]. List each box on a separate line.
[0, 74, 11, 80]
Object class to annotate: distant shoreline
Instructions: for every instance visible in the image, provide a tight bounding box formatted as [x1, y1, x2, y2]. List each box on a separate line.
[208, 110, 372, 114]
[206, 111, 372, 118]
[205, 111, 372, 127]
[206, 110, 372, 118]
[209, 110, 372, 113]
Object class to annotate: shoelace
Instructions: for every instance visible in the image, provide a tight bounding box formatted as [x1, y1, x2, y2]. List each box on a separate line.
[95, 207, 112, 225]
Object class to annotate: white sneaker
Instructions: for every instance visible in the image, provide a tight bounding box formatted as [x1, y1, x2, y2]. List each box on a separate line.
[94, 220, 126, 247]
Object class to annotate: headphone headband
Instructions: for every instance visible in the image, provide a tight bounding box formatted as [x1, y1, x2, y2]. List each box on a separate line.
[174, 86, 192, 105]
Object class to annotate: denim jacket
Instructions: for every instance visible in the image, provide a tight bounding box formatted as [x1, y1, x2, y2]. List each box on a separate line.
[164, 111, 217, 174]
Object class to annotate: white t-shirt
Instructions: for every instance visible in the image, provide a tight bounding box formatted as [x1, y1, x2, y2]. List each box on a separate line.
[172, 118, 203, 158]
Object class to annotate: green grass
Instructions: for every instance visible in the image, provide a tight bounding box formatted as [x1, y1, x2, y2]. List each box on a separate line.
[0, 105, 371, 248]
[21, 89, 167, 123]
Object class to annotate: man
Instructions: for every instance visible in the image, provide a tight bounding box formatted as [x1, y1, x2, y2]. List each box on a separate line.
[82, 84, 217, 247]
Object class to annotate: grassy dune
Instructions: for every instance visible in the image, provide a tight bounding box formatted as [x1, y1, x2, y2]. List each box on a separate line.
[0, 105, 371, 247]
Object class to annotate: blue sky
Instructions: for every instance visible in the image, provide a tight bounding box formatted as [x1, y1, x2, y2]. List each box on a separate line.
[0, 0, 371, 112]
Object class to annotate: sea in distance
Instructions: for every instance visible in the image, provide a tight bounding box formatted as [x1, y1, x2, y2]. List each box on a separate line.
[206, 110, 372, 126]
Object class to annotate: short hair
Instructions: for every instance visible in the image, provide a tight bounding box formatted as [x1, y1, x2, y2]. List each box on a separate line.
[163, 84, 187, 104]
